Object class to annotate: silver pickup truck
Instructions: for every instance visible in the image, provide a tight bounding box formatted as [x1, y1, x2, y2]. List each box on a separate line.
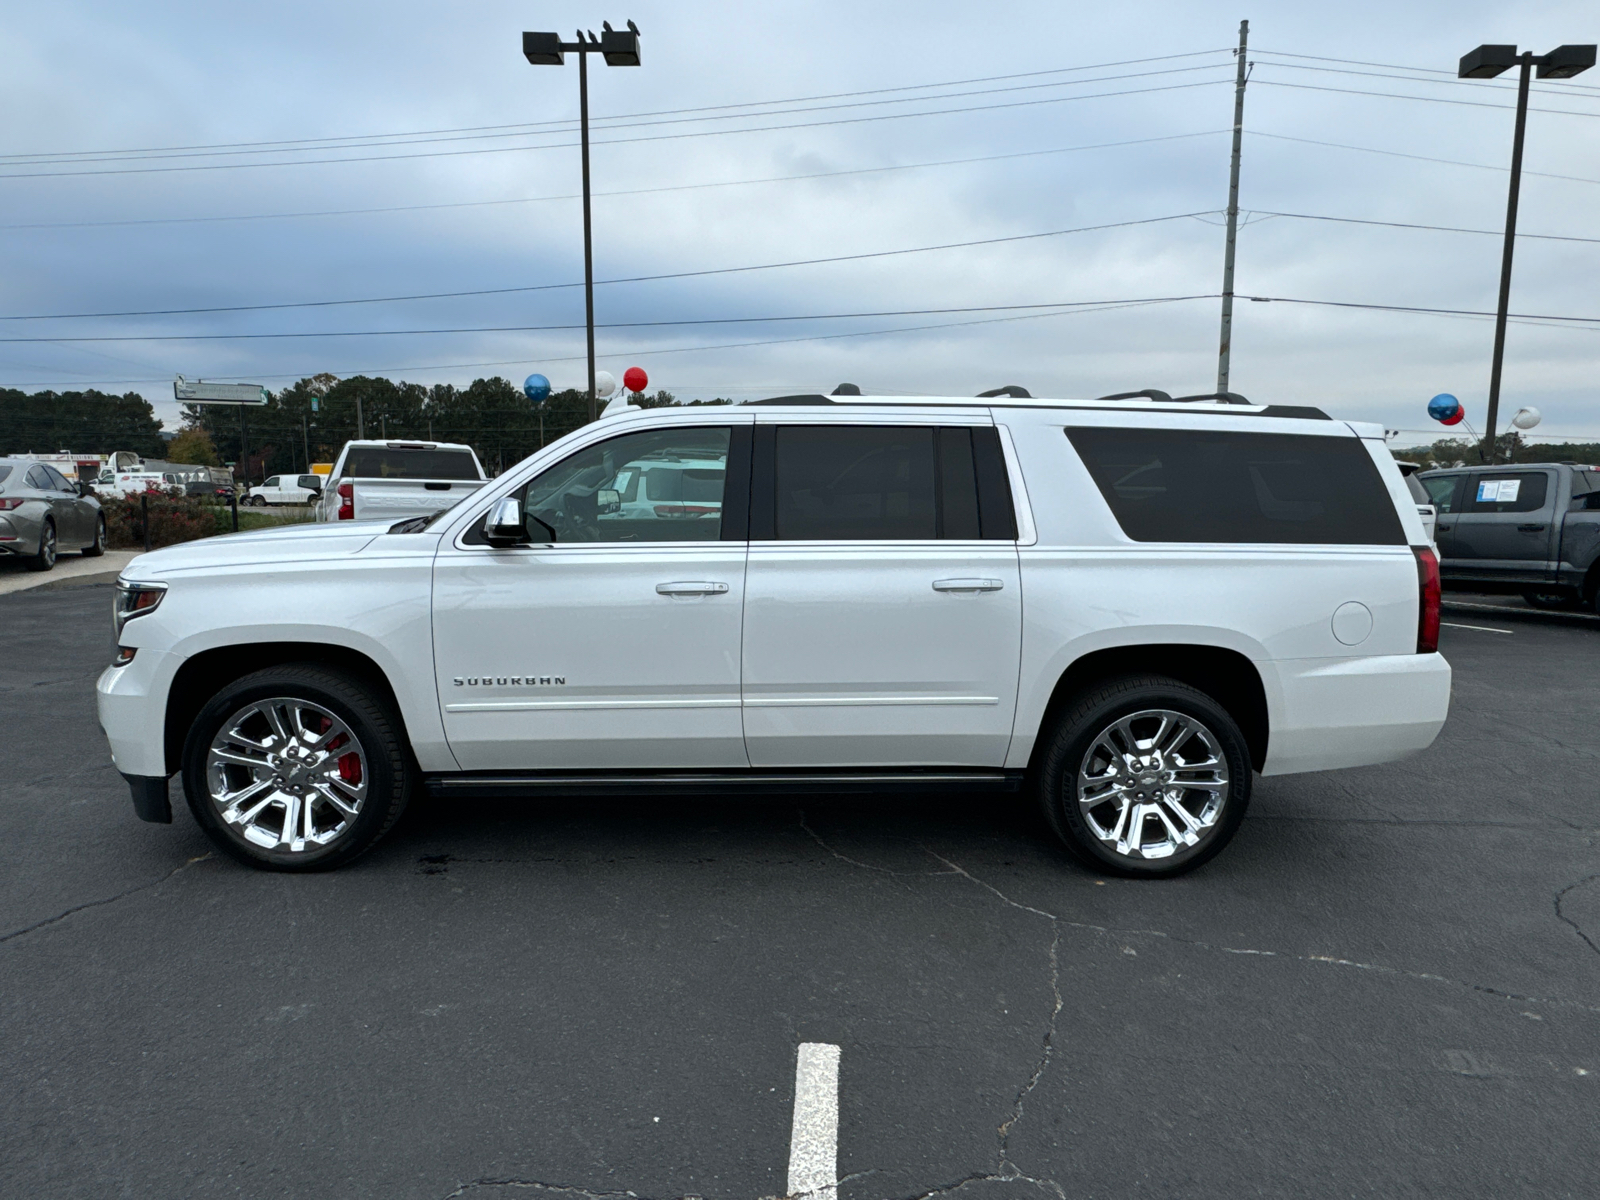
[314, 440, 487, 524]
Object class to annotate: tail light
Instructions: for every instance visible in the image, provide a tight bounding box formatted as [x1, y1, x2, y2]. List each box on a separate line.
[337, 481, 354, 521]
[1414, 546, 1441, 653]
[0, 498, 23, 510]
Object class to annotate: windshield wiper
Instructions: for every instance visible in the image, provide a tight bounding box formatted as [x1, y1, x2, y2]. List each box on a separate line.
[388, 516, 430, 534]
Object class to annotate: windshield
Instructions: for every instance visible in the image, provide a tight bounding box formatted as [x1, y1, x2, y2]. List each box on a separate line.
[341, 447, 479, 480]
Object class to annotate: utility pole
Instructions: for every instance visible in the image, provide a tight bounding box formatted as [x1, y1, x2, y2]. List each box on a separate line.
[355, 389, 365, 440]
[579, 45, 597, 424]
[1483, 55, 1532, 464]
[1216, 18, 1249, 394]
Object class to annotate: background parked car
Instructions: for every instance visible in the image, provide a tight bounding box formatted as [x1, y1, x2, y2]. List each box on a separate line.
[0, 456, 107, 571]
[1395, 461, 1436, 544]
[1418, 462, 1600, 611]
[245, 474, 323, 506]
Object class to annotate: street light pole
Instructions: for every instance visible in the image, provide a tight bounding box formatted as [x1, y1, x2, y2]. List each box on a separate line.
[579, 47, 597, 423]
[523, 21, 642, 425]
[1216, 18, 1249, 394]
[1459, 42, 1595, 463]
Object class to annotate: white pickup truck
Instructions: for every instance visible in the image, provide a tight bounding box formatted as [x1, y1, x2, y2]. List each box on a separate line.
[100, 389, 1451, 876]
[313, 440, 487, 524]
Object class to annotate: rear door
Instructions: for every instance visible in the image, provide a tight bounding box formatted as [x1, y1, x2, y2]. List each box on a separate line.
[740, 419, 1022, 767]
[1449, 469, 1558, 582]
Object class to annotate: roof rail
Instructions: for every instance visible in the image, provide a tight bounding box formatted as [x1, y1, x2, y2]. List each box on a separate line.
[1097, 389, 1173, 403]
[1172, 391, 1251, 405]
[976, 385, 1031, 399]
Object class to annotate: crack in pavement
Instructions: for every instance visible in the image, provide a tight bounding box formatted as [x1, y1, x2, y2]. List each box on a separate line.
[0, 853, 211, 946]
[1556, 874, 1600, 958]
[440, 1180, 640, 1199]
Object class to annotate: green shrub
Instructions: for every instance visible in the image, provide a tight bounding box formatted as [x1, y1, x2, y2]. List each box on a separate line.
[102, 489, 230, 549]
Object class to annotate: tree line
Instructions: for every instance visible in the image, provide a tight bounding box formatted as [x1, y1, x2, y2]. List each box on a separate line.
[1, 376, 731, 479]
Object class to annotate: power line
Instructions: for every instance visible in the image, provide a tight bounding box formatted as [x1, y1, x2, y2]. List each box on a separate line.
[0, 62, 1236, 169]
[1245, 295, 1600, 325]
[1250, 77, 1600, 119]
[0, 130, 1230, 232]
[0, 297, 1203, 389]
[1247, 130, 1600, 186]
[1248, 210, 1600, 244]
[0, 78, 1235, 181]
[0, 295, 1224, 343]
[0, 48, 1231, 163]
[1251, 48, 1600, 93]
[1252, 56, 1600, 100]
[0, 212, 1214, 321]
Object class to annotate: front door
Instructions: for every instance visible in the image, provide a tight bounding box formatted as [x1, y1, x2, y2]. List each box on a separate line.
[740, 421, 1023, 768]
[1449, 469, 1559, 583]
[432, 420, 752, 771]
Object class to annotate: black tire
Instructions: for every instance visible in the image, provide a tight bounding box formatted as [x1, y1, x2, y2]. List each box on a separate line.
[1523, 589, 1579, 611]
[1036, 674, 1252, 878]
[81, 514, 106, 557]
[181, 664, 413, 871]
[25, 519, 56, 572]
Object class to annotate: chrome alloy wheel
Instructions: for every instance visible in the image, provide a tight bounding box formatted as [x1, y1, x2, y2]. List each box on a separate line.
[205, 697, 368, 853]
[1076, 708, 1230, 861]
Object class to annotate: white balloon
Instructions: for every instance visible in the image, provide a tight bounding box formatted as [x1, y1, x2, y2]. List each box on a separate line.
[593, 370, 618, 398]
[1511, 406, 1542, 430]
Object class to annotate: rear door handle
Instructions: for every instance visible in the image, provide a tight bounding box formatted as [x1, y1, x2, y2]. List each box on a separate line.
[933, 578, 1004, 593]
[656, 581, 729, 595]
[1518, 523, 1546, 532]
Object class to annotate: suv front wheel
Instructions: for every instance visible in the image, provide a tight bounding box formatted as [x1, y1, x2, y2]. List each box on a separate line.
[1036, 675, 1252, 878]
[181, 664, 413, 871]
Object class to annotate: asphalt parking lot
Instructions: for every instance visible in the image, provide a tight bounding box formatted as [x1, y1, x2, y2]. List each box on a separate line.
[4, 583, 1599, 1199]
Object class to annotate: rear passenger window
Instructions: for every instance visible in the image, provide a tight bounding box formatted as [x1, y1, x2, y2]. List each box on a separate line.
[1466, 472, 1548, 513]
[760, 426, 1015, 540]
[775, 427, 936, 540]
[1066, 427, 1406, 545]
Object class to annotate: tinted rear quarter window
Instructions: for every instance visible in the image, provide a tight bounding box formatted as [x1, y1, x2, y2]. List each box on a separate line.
[342, 448, 480, 480]
[1066, 427, 1406, 545]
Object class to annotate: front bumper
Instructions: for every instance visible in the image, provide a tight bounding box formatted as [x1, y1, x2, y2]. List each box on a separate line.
[97, 647, 178, 778]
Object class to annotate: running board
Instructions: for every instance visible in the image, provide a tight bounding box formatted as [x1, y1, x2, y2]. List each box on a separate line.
[423, 769, 1025, 799]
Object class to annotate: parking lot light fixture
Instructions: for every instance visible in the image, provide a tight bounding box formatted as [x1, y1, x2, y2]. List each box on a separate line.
[1458, 41, 1596, 463]
[521, 20, 642, 424]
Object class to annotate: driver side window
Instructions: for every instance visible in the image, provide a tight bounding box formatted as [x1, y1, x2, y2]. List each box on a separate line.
[477, 425, 734, 545]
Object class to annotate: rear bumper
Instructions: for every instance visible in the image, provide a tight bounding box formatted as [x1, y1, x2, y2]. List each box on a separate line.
[1261, 652, 1452, 776]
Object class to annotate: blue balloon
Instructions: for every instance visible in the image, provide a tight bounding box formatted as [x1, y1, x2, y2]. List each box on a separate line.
[523, 373, 551, 404]
[1427, 393, 1461, 422]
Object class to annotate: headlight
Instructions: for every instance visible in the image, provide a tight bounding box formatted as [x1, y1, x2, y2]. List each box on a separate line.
[114, 581, 167, 638]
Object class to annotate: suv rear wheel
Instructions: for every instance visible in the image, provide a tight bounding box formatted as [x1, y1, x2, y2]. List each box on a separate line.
[1036, 674, 1252, 878]
[181, 664, 413, 871]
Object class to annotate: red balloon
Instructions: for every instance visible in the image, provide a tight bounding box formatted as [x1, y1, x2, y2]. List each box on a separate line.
[1440, 408, 1465, 426]
[623, 366, 648, 393]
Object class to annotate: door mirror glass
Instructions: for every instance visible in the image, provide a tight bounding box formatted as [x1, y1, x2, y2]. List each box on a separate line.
[596, 488, 621, 513]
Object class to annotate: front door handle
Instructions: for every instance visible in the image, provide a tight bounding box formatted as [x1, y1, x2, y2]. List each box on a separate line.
[1437, 524, 1452, 532]
[1518, 523, 1546, 532]
[656, 581, 729, 595]
[933, 578, 1004, 593]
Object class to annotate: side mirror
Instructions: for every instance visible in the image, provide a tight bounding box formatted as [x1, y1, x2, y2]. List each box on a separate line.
[484, 496, 529, 546]
[78, 481, 93, 497]
[597, 488, 621, 514]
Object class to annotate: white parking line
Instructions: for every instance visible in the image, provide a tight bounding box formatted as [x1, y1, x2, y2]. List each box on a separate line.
[1441, 621, 1514, 635]
[787, 1042, 841, 1200]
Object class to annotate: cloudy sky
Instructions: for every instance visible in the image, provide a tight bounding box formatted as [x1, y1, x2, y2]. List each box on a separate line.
[3, 0, 1598, 443]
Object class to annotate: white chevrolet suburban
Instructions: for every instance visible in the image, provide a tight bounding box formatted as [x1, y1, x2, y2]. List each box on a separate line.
[98, 389, 1451, 876]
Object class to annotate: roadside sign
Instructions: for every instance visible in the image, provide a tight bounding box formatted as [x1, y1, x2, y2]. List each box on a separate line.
[174, 376, 269, 405]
